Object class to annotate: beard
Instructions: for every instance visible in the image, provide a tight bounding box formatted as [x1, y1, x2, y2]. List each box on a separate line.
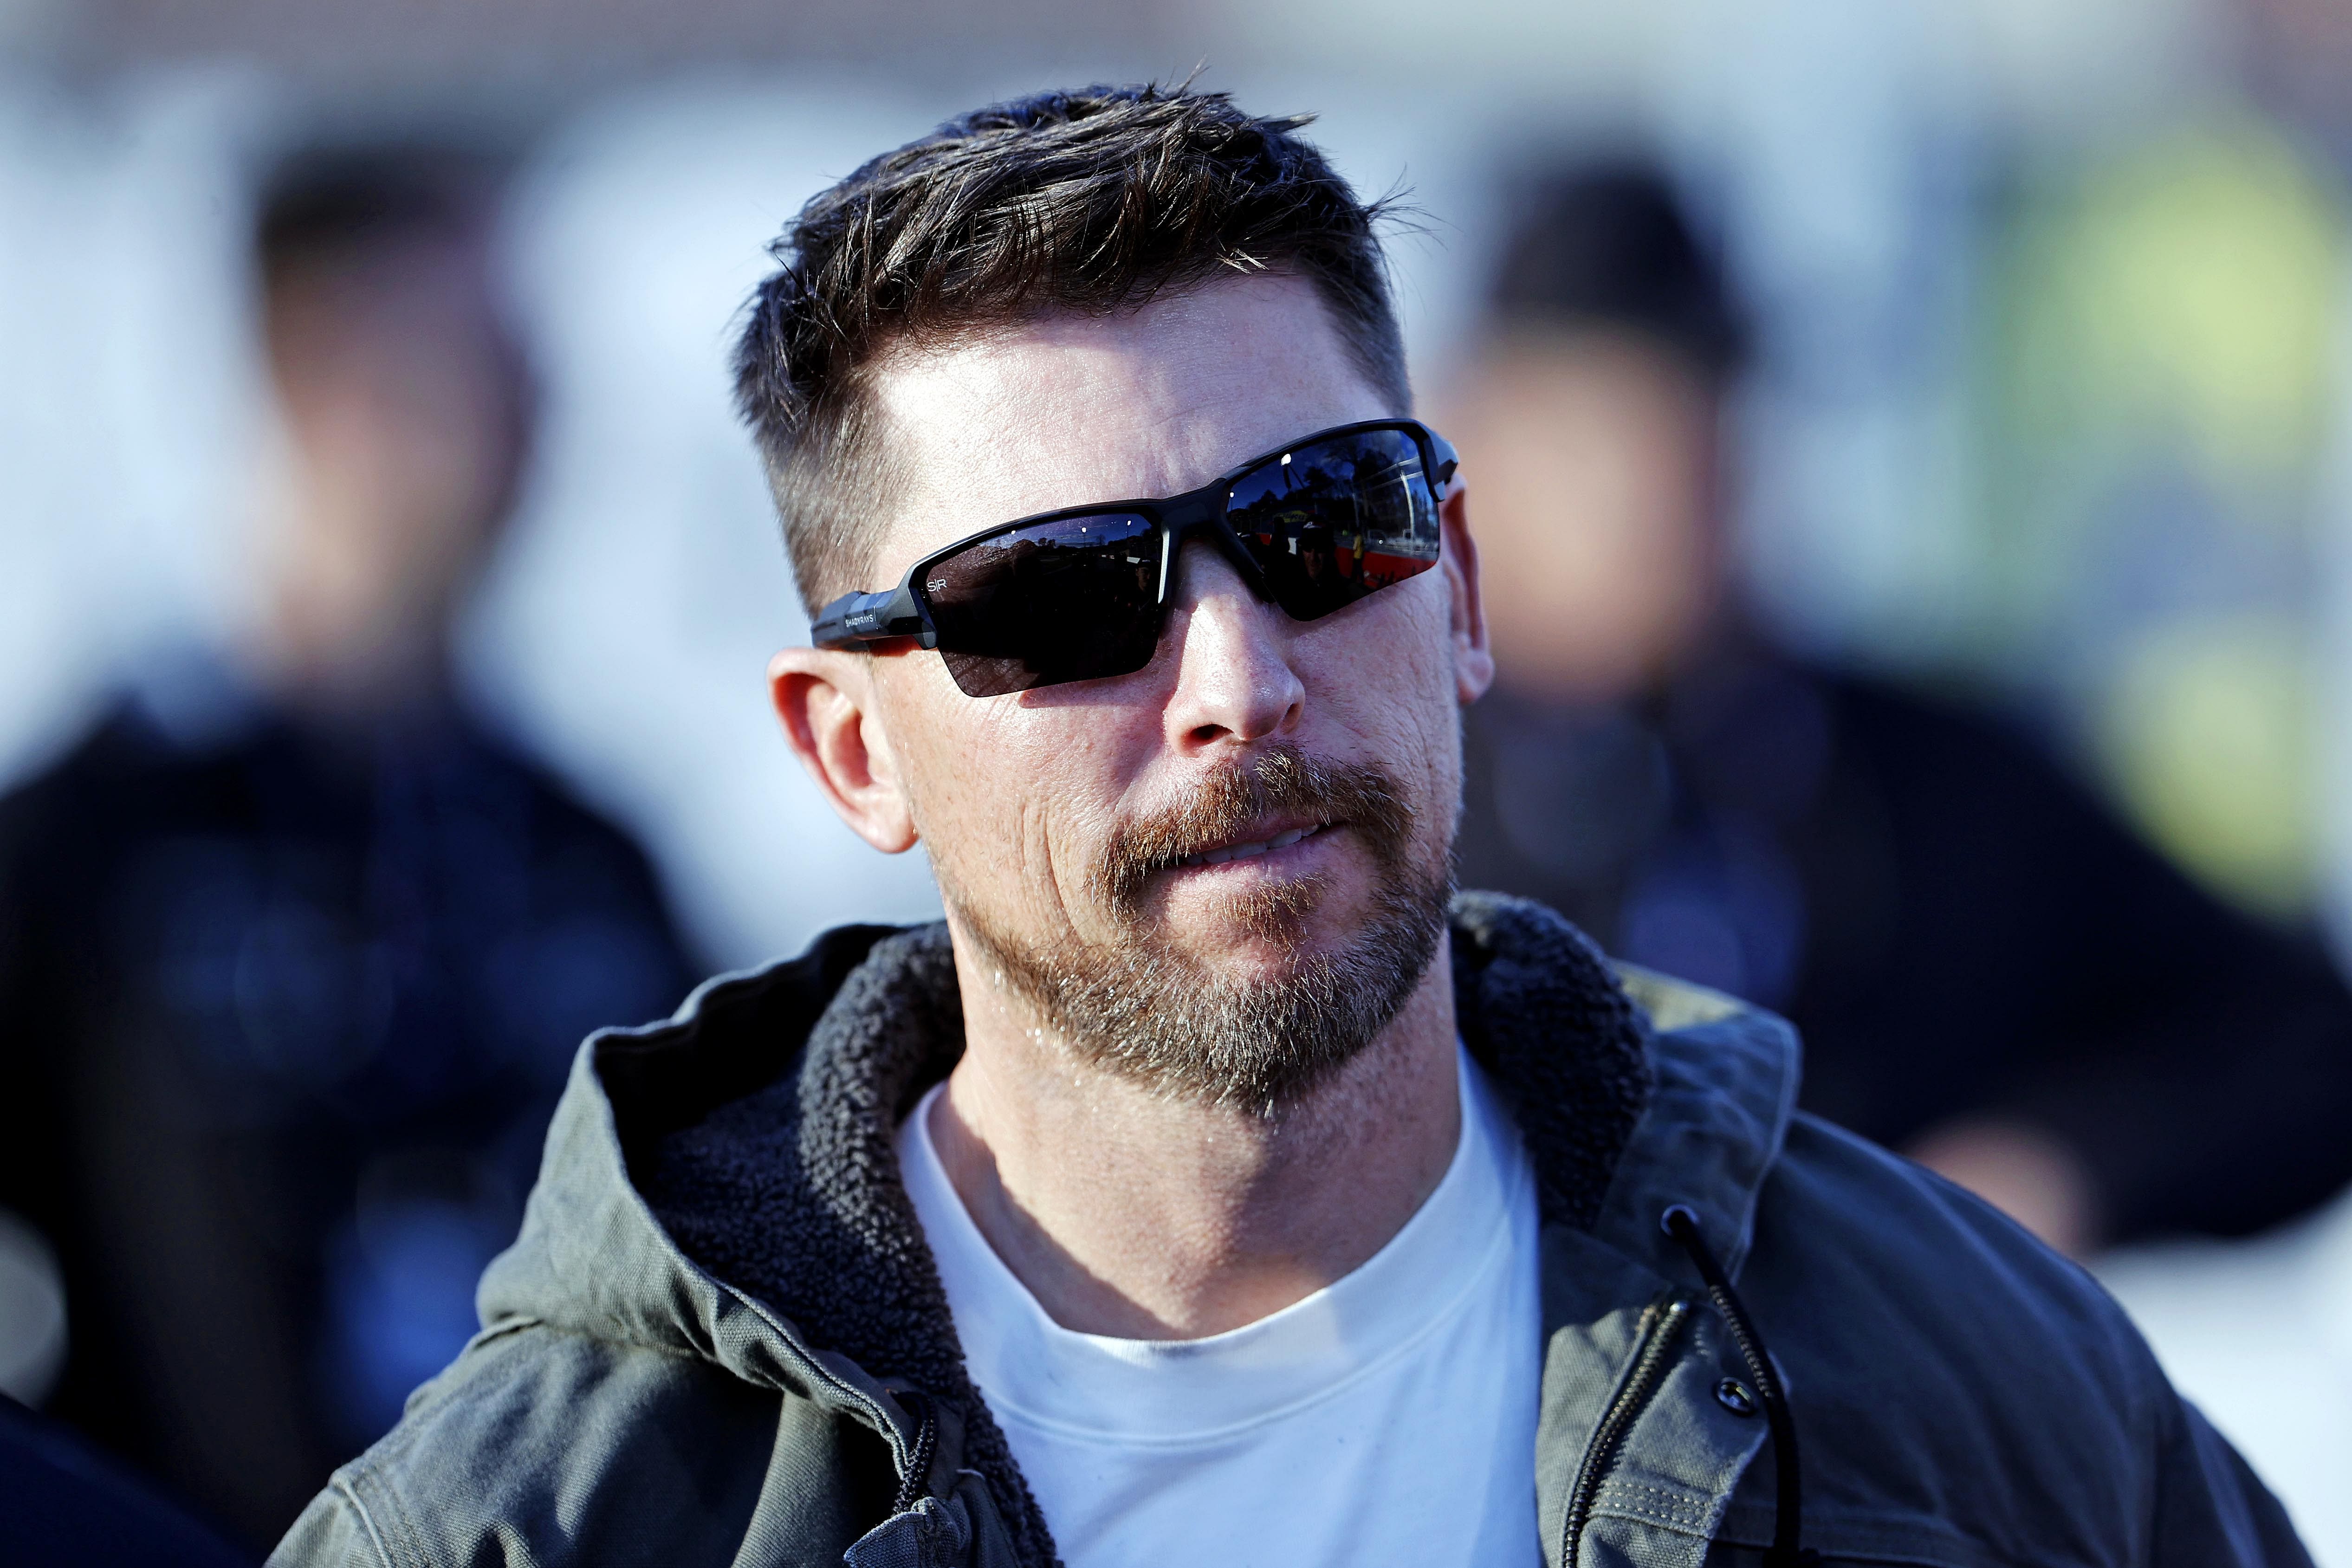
[941, 744, 1454, 1116]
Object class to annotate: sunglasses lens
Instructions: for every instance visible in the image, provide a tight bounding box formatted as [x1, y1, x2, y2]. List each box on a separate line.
[1225, 428, 1441, 621]
[923, 512, 1163, 697]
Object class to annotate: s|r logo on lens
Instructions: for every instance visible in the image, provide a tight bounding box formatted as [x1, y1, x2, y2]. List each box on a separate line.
[927, 579, 948, 592]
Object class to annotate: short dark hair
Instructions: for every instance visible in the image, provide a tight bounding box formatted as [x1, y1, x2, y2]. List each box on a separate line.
[1486, 162, 1747, 379]
[733, 83, 1412, 613]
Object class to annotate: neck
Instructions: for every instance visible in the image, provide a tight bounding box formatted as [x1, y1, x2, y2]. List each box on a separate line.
[927, 931, 1464, 1340]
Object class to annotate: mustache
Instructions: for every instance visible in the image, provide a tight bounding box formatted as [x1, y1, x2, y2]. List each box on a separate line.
[1095, 744, 1418, 912]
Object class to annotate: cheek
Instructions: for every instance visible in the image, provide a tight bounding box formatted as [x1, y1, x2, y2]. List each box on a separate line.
[1294, 579, 1464, 796]
[891, 672, 1137, 912]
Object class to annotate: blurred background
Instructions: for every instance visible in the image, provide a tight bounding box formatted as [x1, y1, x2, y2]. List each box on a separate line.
[1, 0, 2350, 1559]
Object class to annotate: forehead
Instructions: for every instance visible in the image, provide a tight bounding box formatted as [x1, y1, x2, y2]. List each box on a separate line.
[864, 272, 1393, 574]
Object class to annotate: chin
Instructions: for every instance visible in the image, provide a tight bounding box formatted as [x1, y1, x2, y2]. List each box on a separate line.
[1161, 876, 1365, 967]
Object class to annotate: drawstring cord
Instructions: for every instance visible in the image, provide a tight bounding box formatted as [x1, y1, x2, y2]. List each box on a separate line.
[1661, 1205, 1819, 1568]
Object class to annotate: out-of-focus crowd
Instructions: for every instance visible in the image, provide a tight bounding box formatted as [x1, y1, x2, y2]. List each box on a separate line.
[6, 6, 2352, 1560]
[0, 147, 699, 1553]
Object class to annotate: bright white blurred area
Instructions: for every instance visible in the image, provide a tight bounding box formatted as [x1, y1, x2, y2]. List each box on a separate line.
[2, 0, 2349, 1556]
[2099, 1190, 2352, 1562]
[0, 67, 262, 792]
[458, 83, 952, 965]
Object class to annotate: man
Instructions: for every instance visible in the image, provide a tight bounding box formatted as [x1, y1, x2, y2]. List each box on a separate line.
[1447, 166, 2352, 1256]
[272, 86, 2308, 1568]
[0, 146, 693, 1546]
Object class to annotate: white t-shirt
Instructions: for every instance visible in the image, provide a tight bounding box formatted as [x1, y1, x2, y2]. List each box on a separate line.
[895, 1043, 1543, 1568]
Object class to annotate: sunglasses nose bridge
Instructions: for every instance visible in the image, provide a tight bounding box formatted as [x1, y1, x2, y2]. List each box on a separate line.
[1166, 509, 1276, 609]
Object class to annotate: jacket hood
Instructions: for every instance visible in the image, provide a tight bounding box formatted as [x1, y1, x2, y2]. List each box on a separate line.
[476, 891, 1799, 1567]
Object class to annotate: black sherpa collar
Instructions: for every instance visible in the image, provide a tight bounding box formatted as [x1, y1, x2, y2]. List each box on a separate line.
[634, 891, 1652, 1568]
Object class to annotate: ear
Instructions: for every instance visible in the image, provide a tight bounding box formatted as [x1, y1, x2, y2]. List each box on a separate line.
[768, 646, 920, 854]
[1439, 478, 1495, 704]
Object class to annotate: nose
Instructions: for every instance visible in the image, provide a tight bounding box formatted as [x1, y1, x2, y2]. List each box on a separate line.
[1157, 538, 1305, 754]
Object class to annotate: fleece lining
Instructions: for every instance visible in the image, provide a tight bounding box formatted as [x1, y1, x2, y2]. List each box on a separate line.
[637, 890, 1653, 1568]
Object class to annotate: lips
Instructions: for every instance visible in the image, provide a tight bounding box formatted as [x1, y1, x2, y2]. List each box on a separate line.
[1175, 821, 1328, 868]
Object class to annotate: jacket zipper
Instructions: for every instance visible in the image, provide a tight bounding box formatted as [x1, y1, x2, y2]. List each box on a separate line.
[717, 1282, 931, 1495]
[888, 1388, 940, 1514]
[1560, 1297, 1691, 1568]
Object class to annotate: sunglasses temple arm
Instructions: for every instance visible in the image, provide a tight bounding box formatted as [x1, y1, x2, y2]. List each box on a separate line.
[810, 585, 930, 649]
[1429, 430, 1461, 500]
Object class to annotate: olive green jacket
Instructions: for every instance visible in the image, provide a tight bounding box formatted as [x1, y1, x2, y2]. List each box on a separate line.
[272, 894, 2308, 1568]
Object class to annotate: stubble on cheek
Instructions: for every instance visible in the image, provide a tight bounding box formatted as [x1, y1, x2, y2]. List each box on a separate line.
[905, 707, 1125, 958]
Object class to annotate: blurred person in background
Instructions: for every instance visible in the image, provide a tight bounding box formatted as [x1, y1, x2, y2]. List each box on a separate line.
[1450, 164, 2352, 1259]
[0, 143, 695, 1547]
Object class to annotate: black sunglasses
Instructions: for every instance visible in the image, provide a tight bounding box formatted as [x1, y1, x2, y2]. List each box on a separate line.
[811, 418, 1459, 697]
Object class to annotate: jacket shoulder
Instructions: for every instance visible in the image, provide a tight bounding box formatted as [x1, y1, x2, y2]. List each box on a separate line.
[1760, 1110, 2154, 1384]
[1734, 1113, 2292, 1565]
[269, 1321, 885, 1568]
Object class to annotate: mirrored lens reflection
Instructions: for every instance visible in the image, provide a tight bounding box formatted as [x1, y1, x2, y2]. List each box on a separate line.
[926, 512, 1163, 696]
[1225, 428, 1441, 621]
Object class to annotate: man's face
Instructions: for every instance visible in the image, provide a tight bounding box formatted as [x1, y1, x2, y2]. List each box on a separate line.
[842, 273, 1490, 1107]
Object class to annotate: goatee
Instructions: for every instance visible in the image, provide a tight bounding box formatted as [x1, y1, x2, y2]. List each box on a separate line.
[946, 745, 1452, 1115]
